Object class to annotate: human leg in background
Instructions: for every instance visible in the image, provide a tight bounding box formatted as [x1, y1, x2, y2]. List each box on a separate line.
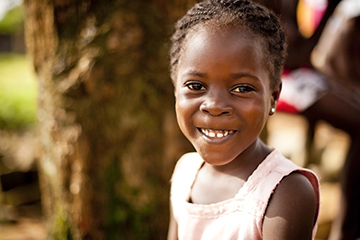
[303, 93, 360, 240]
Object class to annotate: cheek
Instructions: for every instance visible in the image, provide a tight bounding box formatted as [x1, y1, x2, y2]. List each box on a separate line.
[175, 96, 198, 134]
[175, 98, 182, 117]
[243, 101, 269, 128]
[175, 101, 193, 140]
[175, 98, 187, 128]
[175, 94, 190, 116]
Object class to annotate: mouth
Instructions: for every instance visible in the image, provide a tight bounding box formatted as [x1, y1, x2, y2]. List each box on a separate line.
[198, 128, 237, 139]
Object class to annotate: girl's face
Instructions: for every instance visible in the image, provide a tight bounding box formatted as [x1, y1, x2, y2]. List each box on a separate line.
[174, 27, 280, 166]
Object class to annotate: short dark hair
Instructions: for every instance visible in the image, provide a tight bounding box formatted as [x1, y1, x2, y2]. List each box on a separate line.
[170, 0, 286, 90]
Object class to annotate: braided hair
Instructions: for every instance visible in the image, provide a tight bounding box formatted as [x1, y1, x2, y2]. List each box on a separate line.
[170, 0, 286, 90]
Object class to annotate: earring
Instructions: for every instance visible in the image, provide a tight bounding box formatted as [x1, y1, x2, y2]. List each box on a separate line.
[270, 107, 276, 114]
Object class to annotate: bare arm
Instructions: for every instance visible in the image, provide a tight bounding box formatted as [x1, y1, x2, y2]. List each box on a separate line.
[262, 172, 317, 240]
[167, 202, 178, 240]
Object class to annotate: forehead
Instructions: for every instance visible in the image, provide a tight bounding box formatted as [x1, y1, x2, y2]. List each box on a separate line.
[185, 26, 261, 56]
[177, 26, 269, 80]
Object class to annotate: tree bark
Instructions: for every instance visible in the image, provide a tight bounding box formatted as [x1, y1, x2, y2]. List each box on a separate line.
[23, 0, 195, 239]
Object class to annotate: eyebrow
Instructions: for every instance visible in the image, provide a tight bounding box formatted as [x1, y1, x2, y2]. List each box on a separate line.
[230, 73, 260, 81]
[181, 70, 207, 78]
[181, 70, 260, 81]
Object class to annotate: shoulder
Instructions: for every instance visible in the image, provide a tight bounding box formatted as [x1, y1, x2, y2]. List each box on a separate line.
[177, 152, 202, 164]
[170, 152, 203, 193]
[262, 172, 317, 240]
[172, 152, 203, 175]
[174, 152, 203, 172]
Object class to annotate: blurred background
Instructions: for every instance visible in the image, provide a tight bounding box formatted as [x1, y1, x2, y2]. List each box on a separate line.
[0, 0, 359, 239]
[0, 0, 42, 239]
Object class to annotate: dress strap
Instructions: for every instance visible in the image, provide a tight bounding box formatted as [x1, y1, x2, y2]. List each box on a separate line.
[170, 153, 204, 220]
[234, 149, 320, 236]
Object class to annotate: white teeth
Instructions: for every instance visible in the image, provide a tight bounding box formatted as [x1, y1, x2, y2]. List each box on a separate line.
[200, 128, 234, 138]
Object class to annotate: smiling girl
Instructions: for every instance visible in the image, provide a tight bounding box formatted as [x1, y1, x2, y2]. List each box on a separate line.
[167, 0, 320, 239]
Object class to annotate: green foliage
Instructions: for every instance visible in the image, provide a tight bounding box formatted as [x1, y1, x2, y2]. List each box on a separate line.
[0, 5, 23, 33]
[105, 161, 154, 240]
[52, 204, 73, 240]
[0, 54, 37, 129]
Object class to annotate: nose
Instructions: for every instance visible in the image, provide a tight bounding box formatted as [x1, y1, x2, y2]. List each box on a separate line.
[200, 91, 233, 116]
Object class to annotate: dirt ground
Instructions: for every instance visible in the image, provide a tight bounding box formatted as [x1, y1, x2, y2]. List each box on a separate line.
[0, 112, 348, 239]
[0, 219, 46, 240]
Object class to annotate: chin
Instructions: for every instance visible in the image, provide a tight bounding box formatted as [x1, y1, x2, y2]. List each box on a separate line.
[196, 150, 238, 166]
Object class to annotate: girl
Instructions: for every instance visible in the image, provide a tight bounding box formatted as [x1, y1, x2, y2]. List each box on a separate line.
[168, 0, 320, 239]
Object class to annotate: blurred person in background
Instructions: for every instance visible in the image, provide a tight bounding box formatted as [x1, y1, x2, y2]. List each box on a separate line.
[256, 0, 360, 239]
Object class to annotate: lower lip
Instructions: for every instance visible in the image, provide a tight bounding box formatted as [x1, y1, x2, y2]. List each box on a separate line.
[197, 128, 237, 145]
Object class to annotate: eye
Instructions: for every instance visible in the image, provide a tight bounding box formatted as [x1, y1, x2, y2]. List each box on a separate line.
[231, 85, 255, 94]
[185, 82, 206, 91]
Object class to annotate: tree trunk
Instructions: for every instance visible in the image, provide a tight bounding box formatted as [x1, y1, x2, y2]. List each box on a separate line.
[23, 0, 195, 239]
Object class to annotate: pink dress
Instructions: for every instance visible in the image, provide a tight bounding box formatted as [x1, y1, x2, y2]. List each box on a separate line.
[170, 149, 320, 240]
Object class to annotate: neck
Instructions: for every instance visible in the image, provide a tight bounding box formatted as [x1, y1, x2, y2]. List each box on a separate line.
[205, 138, 271, 179]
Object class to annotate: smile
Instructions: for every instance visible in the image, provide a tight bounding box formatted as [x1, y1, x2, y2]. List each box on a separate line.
[199, 128, 236, 138]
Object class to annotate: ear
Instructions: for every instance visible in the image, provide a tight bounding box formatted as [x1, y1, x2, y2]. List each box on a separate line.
[269, 82, 282, 115]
